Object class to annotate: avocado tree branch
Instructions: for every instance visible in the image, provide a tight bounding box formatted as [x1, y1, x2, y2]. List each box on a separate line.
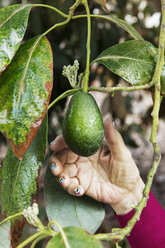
[82, 0, 91, 93]
[94, 0, 165, 243]
[48, 88, 81, 110]
[89, 82, 154, 93]
[32, 4, 68, 18]
[42, 0, 82, 37]
[0, 212, 23, 226]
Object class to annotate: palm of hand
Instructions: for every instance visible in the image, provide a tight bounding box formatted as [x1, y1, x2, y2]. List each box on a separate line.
[50, 142, 139, 206]
[50, 119, 144, 214]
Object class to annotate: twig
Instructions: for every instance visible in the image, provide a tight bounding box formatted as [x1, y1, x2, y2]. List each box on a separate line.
[89, 82, 153, 94]
[94, 0, 165, 243]
[82, 0, 91, 93]
[48, 88, 81, 110]
[42, 0, 82, 37]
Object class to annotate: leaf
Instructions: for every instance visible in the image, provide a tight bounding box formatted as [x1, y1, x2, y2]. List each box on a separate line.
[0, 221, 11, 248]
[0, 4, 32, 73]
[44, 168, 105, 234]
[0, 115, 48, 217]
[93, 40, 159, 86]
[47, 226, 103, 248]
[95, 15, 143, 41]
[0, 35, 53, 159]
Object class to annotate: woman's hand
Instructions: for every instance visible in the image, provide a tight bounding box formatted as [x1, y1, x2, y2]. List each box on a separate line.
[49, 119, 144, 215]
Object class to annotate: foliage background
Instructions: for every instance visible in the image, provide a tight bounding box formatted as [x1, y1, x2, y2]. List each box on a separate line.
[0, 0, 165, 247]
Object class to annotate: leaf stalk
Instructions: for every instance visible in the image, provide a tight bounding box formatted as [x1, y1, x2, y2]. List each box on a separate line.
[72, 14, 143, 41]
[48, 220, 71, 248]
[17, 223, 55, 248]
[0, 212, 23, 225]
[32, 4, 68, 18]
[48, 88, 81, 110]
[42, 0, 82, 37]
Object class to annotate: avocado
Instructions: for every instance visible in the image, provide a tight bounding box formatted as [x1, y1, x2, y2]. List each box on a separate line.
[62, 91, 104, 156]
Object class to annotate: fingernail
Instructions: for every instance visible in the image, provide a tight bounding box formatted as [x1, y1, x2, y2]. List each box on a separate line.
[50, 140, 54, 145]
[113, 121, 116, 129]
[59, 177, 65, 184]
[50, 163, 56, 171]
[73, 187, 81, 195]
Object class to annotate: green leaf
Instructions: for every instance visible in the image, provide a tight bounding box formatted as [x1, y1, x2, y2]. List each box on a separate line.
[47, 226, 103, 248]
[93, 40, 159, 86]
[0, 35, 53, 159]
[95, 15, 143, 41]
[0, 221, 11, 248]
[0, 4, 32, 73]
[44, 168, 105, 234]
[0, 115, 48, 217]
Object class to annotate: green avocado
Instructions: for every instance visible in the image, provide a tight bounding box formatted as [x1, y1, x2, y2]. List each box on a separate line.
[62, 91, 104, 157]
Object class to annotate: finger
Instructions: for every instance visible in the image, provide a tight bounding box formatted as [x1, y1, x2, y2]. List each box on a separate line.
[58, 177, 79, 191]
[50, 135, 67, 152]
[67, 181, 85, 197]
[50, 151, 67, 176]
[99, 143, 111, 170]
[60, 163, 78, 178]
[58, 175, 70, 189]
[104, 118, 131, 158]
[58, 163, 78, 190]
[66, 150, 78, 164]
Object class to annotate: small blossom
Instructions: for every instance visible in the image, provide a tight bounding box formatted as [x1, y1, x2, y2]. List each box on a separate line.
[23, 203, 40, 227]
[62, 60, 79, 88]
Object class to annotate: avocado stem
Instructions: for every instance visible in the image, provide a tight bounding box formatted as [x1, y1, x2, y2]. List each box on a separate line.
[82, 0, 91, 93]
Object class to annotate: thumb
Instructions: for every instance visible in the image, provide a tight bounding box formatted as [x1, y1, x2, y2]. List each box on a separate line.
[50, 135, 68, 153]
[104, 119, 129, 158]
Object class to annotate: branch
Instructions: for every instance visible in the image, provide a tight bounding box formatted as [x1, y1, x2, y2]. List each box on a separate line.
[0, 212, 23, 225]
[32, 4, 68, 18]
[89, 82, 153, 94]
[48, 88, 81, 110]
[42, 0, 82, 37]
[82, 0, 91, 93]
[94, 0, 165, 243]
[150, 0, 165, 143]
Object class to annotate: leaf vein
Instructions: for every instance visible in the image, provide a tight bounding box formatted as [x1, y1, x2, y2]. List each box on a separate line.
[96, 55, 154, 65]
[17, 36, 42, 105]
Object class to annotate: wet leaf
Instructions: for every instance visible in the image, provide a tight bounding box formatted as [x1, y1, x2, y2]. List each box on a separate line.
[47, 226, 103, 248]
[44, 168, 105, 234]
[0, 115, 48, 217]
[0, 35, 53, 159]
[0, 221, 11, 248]
[93, 40, 162, 86]
[0, 4, 32, 73]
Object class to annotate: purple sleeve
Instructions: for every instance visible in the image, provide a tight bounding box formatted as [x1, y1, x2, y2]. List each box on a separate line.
[115, 192, 165, 248]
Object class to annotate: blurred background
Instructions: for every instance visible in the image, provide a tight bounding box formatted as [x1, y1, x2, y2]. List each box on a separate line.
[0, 0, 165, 247]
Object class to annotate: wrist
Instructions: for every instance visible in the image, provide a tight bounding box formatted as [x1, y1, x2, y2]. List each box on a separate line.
[111, 178, 145, 215]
